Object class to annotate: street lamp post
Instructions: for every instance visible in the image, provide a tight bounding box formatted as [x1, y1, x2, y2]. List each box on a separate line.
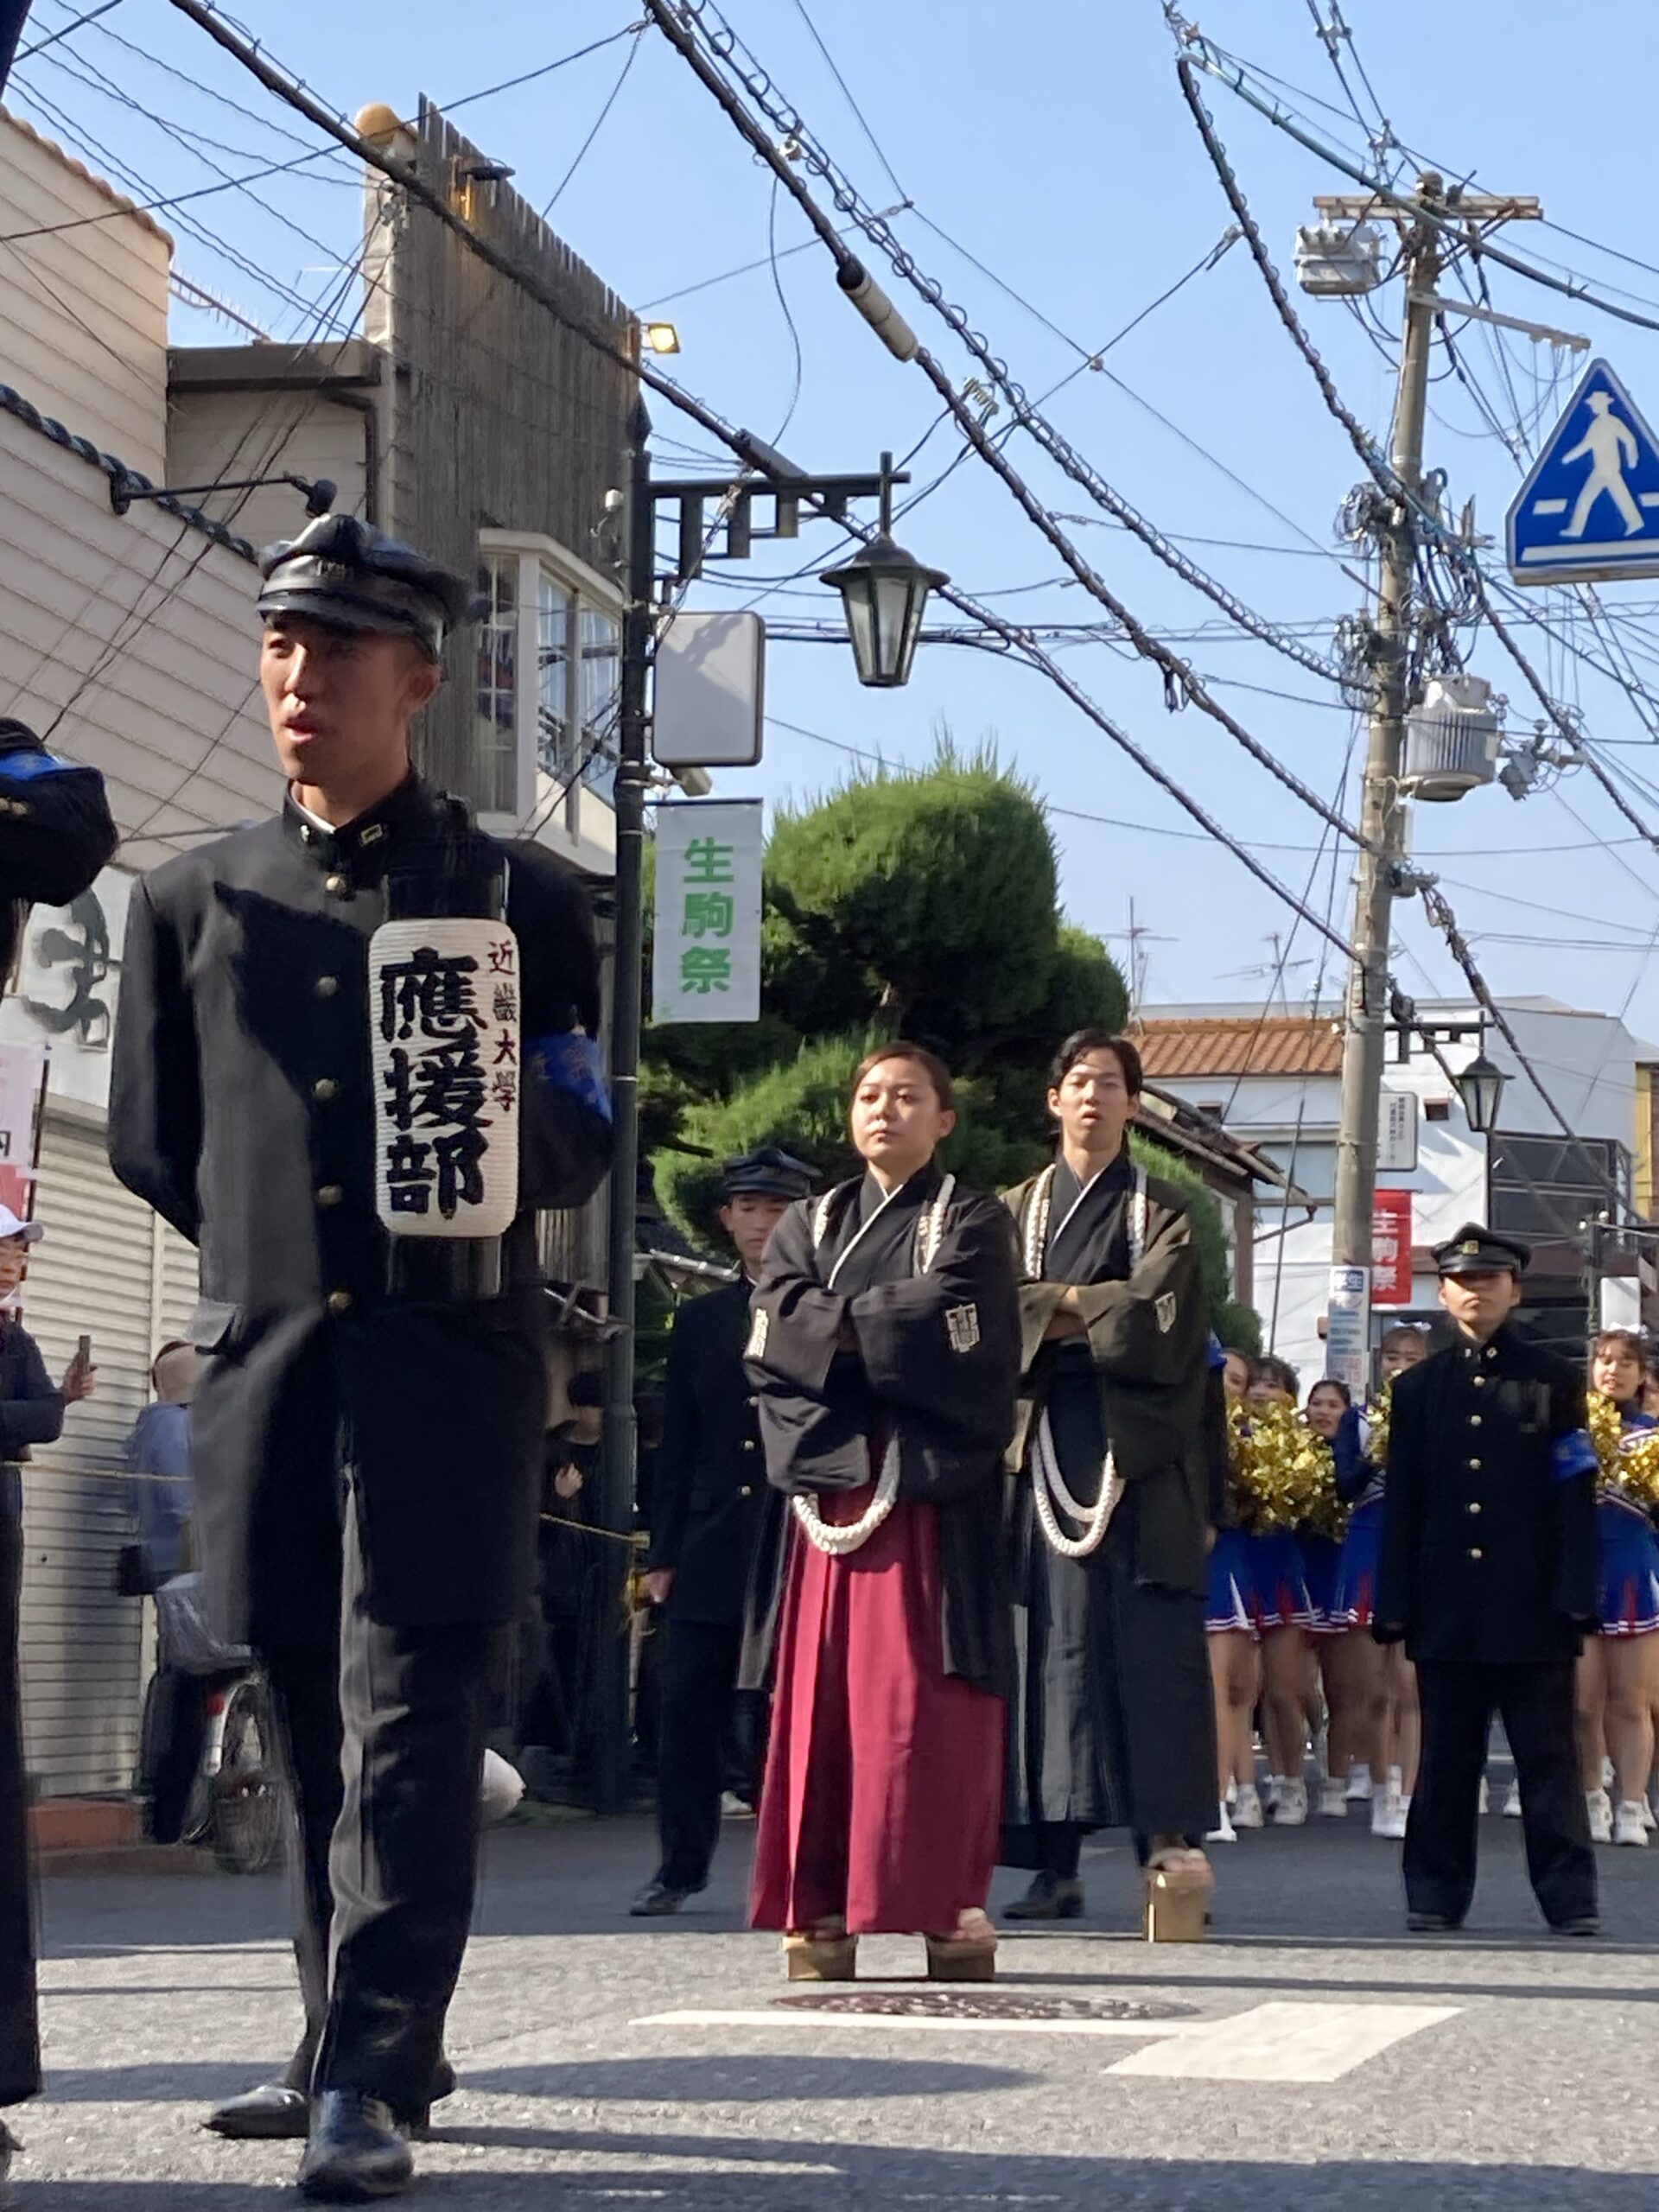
[588, 418, 946, 1815]
[1454, 1051, 1506, 1136]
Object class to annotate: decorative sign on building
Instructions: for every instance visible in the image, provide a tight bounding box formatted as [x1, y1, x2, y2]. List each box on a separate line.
[1372, 1188, 1414, 1307]
[369, 919, 521, 1238]
[652, 798, 763, 1025]
[0, 1039, 44, 1217]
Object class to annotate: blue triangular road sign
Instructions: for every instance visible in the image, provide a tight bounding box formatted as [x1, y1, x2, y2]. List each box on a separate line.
[1507, 359, 1659, 584]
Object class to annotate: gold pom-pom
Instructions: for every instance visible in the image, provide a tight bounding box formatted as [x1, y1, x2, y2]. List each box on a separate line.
[1363, 1377, 1393, 1472]
[1228, 1401, 1341, 1535]
[1589, 1391, 1659, 1510]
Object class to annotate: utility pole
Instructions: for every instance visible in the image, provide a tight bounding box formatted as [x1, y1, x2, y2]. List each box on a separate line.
[590, 393, 653, 1819]
[1322, 174, 1540, 1391]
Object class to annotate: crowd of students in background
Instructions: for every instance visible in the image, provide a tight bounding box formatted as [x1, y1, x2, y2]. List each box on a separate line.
[1203, 1323, 1659, 1853]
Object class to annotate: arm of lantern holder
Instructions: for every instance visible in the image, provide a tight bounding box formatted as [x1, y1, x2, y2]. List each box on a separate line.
[109, 470, 337, 518]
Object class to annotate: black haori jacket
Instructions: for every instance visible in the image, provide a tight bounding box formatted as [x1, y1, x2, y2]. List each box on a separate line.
[1004, 1162, 1225, 1598]
[108, 778, 613, 1648]
[741, 1163, 1021, 1693]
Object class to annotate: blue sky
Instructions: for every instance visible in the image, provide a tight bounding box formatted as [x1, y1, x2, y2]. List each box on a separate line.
[16, 0, 1659, 1037]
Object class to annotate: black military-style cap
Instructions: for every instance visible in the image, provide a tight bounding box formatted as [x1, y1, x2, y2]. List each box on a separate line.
[257, 514, 481, 658]
[1433, 1222, 1532, 1279]
[721, 1147, 817, 1202]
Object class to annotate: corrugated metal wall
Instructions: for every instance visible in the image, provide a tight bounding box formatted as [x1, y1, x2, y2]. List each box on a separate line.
[17, 1111, 197, 1797]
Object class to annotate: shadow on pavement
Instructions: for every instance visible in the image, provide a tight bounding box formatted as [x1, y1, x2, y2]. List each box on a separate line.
[457, 2055, 1033, 2101]
[15, 2141, 1659, 2209]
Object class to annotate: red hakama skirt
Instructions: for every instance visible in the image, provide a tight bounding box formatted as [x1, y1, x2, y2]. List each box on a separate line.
[749, 1485, 1005, 1936]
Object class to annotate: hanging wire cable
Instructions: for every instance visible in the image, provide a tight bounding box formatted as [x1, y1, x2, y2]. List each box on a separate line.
[648, 4, 1344, 683]
[540, 24, 643, 217]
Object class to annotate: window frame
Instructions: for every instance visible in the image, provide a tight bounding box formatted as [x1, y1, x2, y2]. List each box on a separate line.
[474, 530, 625, 833]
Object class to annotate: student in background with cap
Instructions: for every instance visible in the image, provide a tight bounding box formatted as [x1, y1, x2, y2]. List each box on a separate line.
[632, 1147, 816, 1917]
[109, 514, 613, 2202]
[1376, 1225, 1599, 1936]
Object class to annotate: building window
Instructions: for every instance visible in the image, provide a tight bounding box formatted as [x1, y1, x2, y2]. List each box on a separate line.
[1490, 1134, 1628, 1242]
[472, 534, 623, 827]
[1259, 1136, 1338, 1205]
[474, 554, 518, 817]
[578, 605, 621, 797]
[537, 569, 574, 779]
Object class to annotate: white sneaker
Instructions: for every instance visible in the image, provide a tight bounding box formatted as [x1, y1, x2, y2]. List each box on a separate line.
[1587, 1788, 1613, 1844]
[1371, 1782, 1399, 1837]
[1345, 1761, 1373, 1802]
[1503, 1780, 1522, 1819]
[1318, 1777, 1349, 1819]
[1615, 1800, 1649, 1847]
[1274, 1778, 1309, 1827]
[1233, 1783, 1264, 1830]
[720, 1791, 755, 1818]
[1603, 1757, 1616, 1792]
[1206, 1802, 1237, 1843]
[1265, 1775, 1283, 1815]
[1478, 1776, 1490, 1815]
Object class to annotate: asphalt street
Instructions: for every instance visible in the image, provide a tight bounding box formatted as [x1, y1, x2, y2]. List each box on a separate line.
[13, 1782, 1659, 2207]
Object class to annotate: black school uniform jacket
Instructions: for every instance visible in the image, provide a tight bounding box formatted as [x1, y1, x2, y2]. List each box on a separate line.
[1376, 1321, 1597, 1665]
[107, 777, 612, 1647]
[646, 1276, 780, 1627]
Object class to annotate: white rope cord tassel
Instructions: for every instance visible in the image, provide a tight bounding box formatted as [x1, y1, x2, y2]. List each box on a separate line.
[1031, 1414, 1119, 1560]
[1025, 1161, 1147, 1560]
[793, 1176, 957, 1558]
[791, 1440, 902, 1556]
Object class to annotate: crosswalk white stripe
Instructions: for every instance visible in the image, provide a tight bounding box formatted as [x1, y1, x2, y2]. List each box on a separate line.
[1106, 2000, 1458, 2082]
[632, 2007, 1182, 2038]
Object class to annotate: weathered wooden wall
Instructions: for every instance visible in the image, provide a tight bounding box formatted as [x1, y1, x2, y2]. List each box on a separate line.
[384, 103, 635, 799]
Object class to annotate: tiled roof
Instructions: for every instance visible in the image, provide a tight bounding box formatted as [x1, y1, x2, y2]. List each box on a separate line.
[2, 109, 173, 247]
[1135, 1015, 1344, 1081]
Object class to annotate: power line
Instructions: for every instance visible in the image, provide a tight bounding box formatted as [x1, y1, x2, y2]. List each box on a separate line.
[539, 25, 643, 217]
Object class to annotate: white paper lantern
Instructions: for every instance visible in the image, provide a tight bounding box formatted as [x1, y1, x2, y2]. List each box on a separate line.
[369, 916, 521, 1239]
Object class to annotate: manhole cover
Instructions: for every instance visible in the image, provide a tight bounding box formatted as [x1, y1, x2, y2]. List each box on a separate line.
[772, 1990, 1194, 2022]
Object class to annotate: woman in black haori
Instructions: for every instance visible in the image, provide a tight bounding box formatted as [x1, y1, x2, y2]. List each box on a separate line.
[747, 1045, 1021, 1982]
[1001, 1030, 1223, 1936]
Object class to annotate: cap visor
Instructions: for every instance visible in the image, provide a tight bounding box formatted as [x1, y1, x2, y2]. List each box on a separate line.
[258, 590, 424, 641]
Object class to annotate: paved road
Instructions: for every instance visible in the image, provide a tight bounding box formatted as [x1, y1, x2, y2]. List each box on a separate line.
[13, 1788, 1659, 2206]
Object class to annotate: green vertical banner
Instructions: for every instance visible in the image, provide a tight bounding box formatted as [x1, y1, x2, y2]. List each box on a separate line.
[651, 798, 763, 1025]
[0, 3, 35, 96]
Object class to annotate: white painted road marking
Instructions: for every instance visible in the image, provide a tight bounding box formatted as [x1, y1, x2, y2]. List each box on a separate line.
[1106, 2000, 1458, 2083]
[633, 2008, 1178, 2039]
[633, 1999, 1460, 2082]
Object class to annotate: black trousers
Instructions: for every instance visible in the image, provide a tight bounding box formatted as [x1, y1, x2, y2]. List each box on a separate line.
[654, 1618, 759, 1891]
[142, 1668, 220, 1846]
[1408, 1659, 1596, 1929]
[0, 1503, 39, 2106]
[260, 1500, 495, 2117]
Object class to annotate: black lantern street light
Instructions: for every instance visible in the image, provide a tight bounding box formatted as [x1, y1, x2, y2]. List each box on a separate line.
[1455, 1050, 1506, 1134]
[821, 452, 950, 689]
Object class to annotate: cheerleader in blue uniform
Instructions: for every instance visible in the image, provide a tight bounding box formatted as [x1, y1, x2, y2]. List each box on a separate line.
[1577, 1329, 1659, 1847]
[1328, 1325, 1428, 1837]
[1205, 1355, 1313, 1833]
[1302, 1378, 1354, 1817]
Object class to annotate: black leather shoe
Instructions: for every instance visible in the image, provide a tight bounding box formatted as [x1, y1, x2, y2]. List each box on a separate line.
[1405, 1910, 1463, 1932]
[297, 2092, 413, 2203]
[631, 1878, 698, 1916]
[1550, 1914, 1601, 1938]
[1003, 1871, 1084, 1922]
[206, 2059, 455, 2141]
[204, 2082, 310, 2140]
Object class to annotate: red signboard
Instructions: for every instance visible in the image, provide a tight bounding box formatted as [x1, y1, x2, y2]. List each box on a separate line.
[1372, 1189, 1414, 1306]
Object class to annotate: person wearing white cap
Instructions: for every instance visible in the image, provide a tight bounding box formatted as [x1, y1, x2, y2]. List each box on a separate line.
[0, 1206, 93, 2198]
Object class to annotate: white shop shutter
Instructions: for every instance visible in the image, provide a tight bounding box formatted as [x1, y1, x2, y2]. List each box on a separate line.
[15, 1110, 198, 1797]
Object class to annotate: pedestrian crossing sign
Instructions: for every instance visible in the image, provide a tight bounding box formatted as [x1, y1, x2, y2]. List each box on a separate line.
[1506, 358, 1659, 584]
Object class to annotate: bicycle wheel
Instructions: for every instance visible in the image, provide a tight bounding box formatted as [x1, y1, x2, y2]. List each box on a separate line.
[211, 1676, 286, 1876]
